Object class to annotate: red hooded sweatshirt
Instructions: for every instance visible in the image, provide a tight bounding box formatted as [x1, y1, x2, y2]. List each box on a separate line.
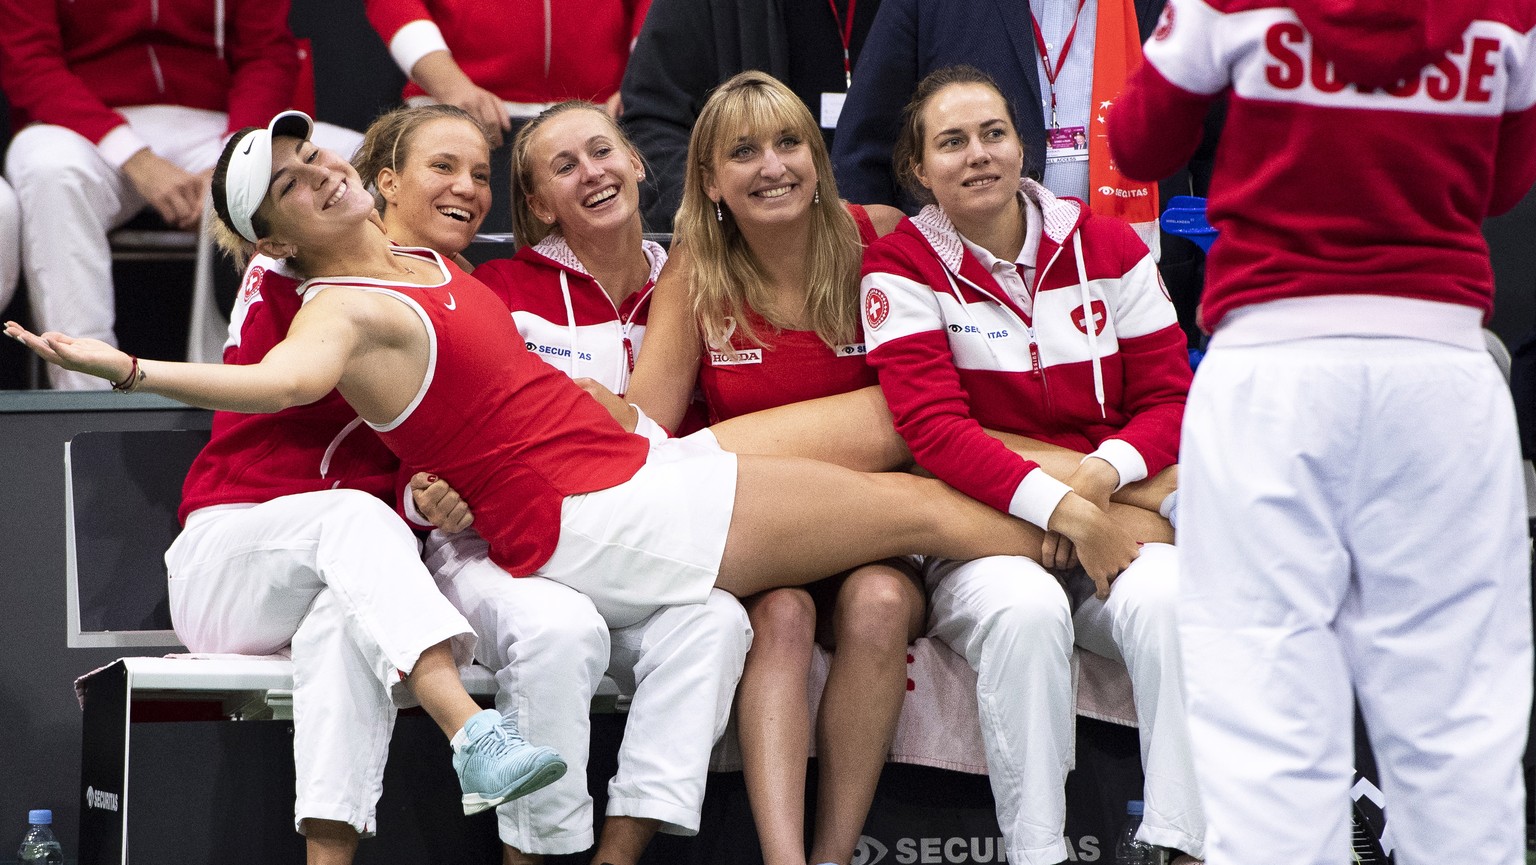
[1107, 0, 1536, 334]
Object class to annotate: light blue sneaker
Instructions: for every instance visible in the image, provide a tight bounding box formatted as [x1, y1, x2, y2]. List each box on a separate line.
[451, 709, 566, 815]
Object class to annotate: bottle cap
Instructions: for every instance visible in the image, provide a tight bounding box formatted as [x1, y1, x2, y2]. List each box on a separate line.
[28, 810, 51, 825]
[1126, 800, 1144, 816]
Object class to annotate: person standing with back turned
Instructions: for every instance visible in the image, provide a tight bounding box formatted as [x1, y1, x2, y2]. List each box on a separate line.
[1108, 2, 1536, 864]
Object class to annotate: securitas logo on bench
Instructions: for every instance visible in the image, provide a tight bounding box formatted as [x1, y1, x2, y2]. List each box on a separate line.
[853, 833, 1103, 863]
[85, 786, 120, 812]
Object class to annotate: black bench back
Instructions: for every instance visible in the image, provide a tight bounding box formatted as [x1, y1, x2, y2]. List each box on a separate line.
[66, 429, 210, 648]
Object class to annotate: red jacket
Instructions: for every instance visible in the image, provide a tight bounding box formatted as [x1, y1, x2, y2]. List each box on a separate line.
[1108, 0, 1536, 332]
[365, 0, 649, 105]
[474, 234, 664, 396]
[861, 183, 1190, 529]
[0, 0, 299, 146]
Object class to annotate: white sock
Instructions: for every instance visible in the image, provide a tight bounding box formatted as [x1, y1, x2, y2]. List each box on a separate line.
[1158, 489, 1180, 530]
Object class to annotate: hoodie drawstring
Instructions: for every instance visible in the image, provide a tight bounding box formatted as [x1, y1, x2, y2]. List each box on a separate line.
[214, 0, 226, 60]
[940, 268, 1006, 369]
[1071, 233, 1107, 419]
[559, 271, 578, 378]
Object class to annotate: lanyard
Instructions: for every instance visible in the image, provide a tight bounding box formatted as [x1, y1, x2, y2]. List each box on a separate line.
[1029, 0, 1090, 128]
[826, 0, 857, 89]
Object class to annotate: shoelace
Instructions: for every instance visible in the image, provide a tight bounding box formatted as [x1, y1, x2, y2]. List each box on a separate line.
[472, 723, 535, 760]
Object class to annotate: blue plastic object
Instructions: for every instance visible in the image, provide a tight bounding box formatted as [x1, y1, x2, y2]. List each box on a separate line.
[1160, 200, 1217, 253]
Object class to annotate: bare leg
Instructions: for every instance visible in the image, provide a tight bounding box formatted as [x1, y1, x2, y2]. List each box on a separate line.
[715, 456, 1046, 597]
[304, 819, 359, 865]
[738, 589, 819, 865]
[403, 639, 482, 738]
[1107, 501, 1174, 544]
[809, 564, 925, 865]
[710, 386, 1176, 517]
[503, 846, 542, 865]
[711, 386, 911, 473]
[589, 815, 661, 865]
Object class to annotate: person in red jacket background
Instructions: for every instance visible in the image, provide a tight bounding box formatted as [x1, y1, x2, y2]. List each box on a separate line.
[0, 0, 348, 390]
[365, 0, 649, 233]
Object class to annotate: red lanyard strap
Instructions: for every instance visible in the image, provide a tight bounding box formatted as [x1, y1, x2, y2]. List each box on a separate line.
[826, 0, 857, 89]
[1029, 0, 1089, 126]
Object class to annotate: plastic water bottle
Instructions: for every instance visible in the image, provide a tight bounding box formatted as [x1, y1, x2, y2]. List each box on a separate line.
[1115, 800, 1159, 865]
[17, 810, 63, 864]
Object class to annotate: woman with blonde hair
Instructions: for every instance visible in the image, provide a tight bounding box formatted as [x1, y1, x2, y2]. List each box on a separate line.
[624, 69, 927, 865]
[628, 69, 1181, 865]
[428, 98, 756, 865]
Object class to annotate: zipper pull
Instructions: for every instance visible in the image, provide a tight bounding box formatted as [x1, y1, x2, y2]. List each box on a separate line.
[1027, 327, 1042, 372]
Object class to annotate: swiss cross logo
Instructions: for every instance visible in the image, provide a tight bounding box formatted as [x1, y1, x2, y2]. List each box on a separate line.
[241, 265, 266, 302]
[864, 288, 890, 329]
[1153, 4, 1174, 40]
[1072, 300, 1108, 336]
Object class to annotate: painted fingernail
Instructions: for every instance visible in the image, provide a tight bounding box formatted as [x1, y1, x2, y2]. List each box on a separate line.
[426, 475, 438, 483]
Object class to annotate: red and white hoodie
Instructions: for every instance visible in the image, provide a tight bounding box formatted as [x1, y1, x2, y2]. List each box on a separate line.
[861, 180, 1191, 530]
[473, 233, 666, 397]
[1108, 0, 1536, 336]
[366, 0, 650, 106]
[177, 256, 400, 524]
[0, 0, 299, 166]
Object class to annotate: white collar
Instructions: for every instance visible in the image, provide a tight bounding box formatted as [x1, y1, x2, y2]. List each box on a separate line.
[531, 232, 667, 286]
[957, 193, 1044, 271]
[910, 178, 1080, 273]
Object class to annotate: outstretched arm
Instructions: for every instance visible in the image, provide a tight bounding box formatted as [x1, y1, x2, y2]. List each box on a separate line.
[5, 291, 358, 412]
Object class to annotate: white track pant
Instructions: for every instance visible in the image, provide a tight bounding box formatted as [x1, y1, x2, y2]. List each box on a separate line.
[1180, 335, 1532, 865]
[426, 530, 752, 854]
[4, 107, 361, 389]
[165, 490, 475, 835]
[0, 177, 19, 313]
[926, 542, 1203, 865]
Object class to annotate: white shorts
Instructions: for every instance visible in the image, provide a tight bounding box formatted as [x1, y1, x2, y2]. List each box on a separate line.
[536, 433, 738, 628]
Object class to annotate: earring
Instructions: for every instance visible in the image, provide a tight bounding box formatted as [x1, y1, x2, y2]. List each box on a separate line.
[715, 201, 723, 223]
[813, 188, 821, 205]
[636, 169, 645, 181]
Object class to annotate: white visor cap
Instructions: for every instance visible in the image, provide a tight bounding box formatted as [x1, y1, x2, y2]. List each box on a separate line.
[223, 110, 315, 243]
